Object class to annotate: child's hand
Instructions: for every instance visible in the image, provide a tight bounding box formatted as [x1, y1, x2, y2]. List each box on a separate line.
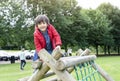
[54, 45, 61, 50]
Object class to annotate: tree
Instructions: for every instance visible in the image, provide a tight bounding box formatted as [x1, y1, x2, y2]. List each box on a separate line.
[0, 0, 34, 49]
[85, 9, 113, 55]
[97, 3, 120, 54]
[68, 8, 93, 50]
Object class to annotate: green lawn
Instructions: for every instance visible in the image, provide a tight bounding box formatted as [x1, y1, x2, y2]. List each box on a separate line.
[96, 56, 120, 81]
[0, 56, 120, 81]
[0, 61, 32, 81]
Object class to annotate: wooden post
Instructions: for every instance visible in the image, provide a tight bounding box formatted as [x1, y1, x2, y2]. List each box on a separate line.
[80, 48, 91, 56]
[92, 63, 115, 81]
[76, 49, 84, 56]
[55, 55, 96, 70]
[39, 49, 76, 81]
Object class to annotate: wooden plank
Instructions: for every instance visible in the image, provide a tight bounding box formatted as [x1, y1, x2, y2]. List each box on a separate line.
[39, 49, 76, 81]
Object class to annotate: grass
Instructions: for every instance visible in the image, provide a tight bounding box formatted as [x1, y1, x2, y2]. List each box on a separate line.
[0, 56, 120, 81]
[0, 62, 32, 81]
[96, 56, 120, 81]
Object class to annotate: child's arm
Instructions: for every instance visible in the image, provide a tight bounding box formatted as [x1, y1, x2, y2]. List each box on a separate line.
[34, 34, 42, 53]
[50, 24, 62, 46]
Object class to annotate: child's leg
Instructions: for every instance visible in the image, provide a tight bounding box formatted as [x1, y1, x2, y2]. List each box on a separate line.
[32, 59, 42, 69]
[32, 51, 42, 70]
[20, 60, 23, 70]
[23, 60, 26, 67]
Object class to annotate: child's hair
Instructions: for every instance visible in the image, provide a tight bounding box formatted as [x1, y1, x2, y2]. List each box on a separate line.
[34, 15, 50, 26]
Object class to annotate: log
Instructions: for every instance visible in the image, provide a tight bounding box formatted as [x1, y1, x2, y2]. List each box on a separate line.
[47, 49, 91, 81]
[44, 71, 55, 78]
[27, 49, 63, 81]
[46, 49, 84, 81]
[92, 63, 115, 81]
[56, 55, 96, 70]
[17, 71, 56, 81]
[68, 48, 91, 73]
[47, 78, 57, 81]
[76, 48, 91, 56]
[39, 49, 76, 81]
[17, 48, 91, 81]
[76, 49, 84, 56]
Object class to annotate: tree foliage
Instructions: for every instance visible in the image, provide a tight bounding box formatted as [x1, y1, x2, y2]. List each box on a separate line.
[97, 3, 120, 54]
[0, 0, 119, 55]
[83, 9, 113, 54]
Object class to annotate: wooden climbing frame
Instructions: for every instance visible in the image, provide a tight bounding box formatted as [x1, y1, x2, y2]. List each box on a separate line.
[17, 48, 114, 81]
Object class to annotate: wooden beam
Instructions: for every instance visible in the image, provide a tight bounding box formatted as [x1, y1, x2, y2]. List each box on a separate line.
[56, 55, 96, 70]
[76, 49, 84, 56]
[27, 49, 63, 81]
[68, 48, 90, 73]
[39, 49, 76, 81]
[77, 48, 91, 56]
[92, 63, 115, 81]
[17, 48, 91, 81]
[46, 49, 86, 81]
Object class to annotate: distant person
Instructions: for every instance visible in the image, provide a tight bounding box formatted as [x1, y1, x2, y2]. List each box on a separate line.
[32, 14, 62, 70]
[19, 48, 26, 70]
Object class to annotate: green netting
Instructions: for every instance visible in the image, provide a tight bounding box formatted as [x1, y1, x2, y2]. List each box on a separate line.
[73, 60, 105, 81]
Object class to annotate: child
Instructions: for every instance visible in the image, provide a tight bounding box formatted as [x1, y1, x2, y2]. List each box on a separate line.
[19, 48, 26, 70]
[32, 15, 62, 69]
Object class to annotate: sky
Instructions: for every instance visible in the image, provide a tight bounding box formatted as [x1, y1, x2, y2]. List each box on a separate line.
[76, 0, 120, 9]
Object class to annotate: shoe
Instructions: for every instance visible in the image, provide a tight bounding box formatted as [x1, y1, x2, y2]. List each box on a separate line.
[21, 68, 24, 71]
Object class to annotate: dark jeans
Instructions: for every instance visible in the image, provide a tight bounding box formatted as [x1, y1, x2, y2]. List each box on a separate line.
[20, 60, 26, 70]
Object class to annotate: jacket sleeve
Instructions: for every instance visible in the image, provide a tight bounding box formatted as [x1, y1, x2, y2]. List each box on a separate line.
[34, 33, 42, 53]
[50, 24, 62, 46]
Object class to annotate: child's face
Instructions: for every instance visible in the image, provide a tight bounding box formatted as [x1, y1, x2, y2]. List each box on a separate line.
[37, 22, 47, 32]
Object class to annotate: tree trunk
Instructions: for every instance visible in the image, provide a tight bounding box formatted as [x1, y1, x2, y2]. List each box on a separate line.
[118, 46, 120, 55]
[96, 45, 98, 55]
[64, 44, 67, 52]
[108, 46, 110, 55]
[104, 45, 107, 55]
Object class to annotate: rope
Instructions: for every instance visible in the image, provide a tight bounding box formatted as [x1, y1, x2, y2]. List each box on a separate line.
[74, 66, 80, 81]
[91, 61, 103, 81]
[74, 60, 104, 81]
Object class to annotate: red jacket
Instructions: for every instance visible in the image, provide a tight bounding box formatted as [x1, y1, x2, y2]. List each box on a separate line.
[34, 24, 62, 53]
